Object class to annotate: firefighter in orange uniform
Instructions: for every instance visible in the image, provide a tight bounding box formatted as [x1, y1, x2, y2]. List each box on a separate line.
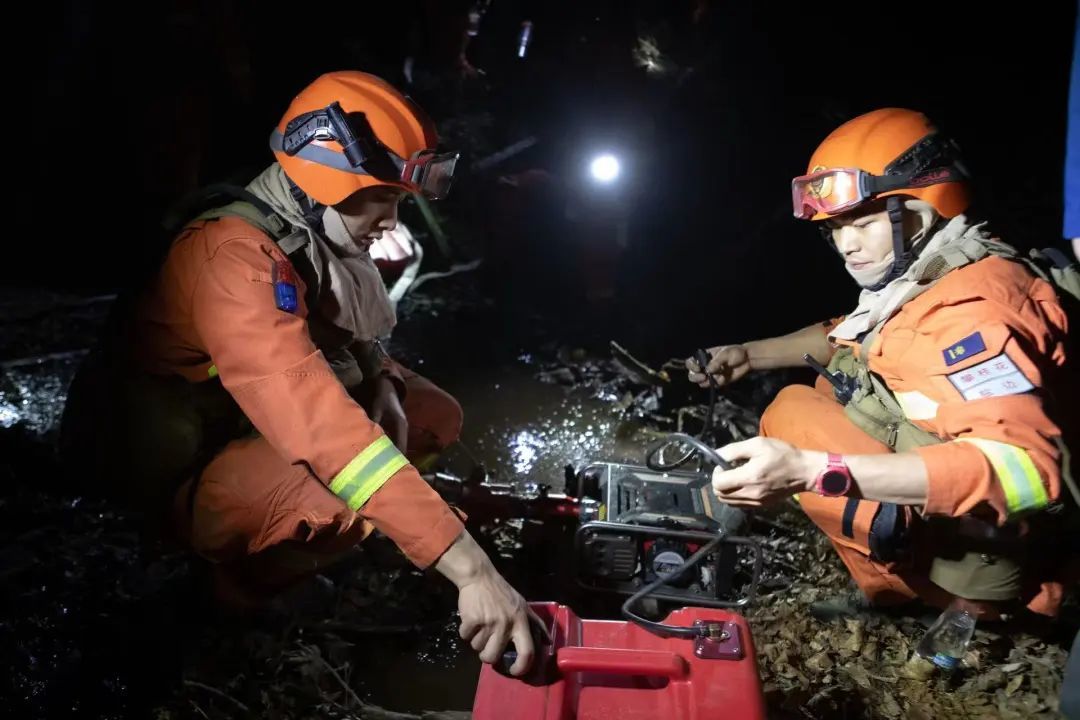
[686, 108, 1077, 621]
[61, 71, 536, 675]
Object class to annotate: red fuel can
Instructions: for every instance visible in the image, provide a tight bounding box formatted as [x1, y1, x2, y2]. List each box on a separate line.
[472, 602, 765, 720]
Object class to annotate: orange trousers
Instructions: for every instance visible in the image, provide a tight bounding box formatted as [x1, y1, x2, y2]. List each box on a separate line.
[760, 378, 1064, 617]
[172, 366, 463, 601]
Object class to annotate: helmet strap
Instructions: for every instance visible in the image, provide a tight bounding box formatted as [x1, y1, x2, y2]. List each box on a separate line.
[288, 178, 326, 235]
[866, 196, 913, 291]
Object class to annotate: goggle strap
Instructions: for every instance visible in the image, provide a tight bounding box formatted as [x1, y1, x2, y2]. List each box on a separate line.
[864, 164, 964, 196]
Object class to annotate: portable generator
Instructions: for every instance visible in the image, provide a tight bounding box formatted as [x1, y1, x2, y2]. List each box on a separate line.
[566, 459, 759, 608]
[426, 439, 761, 610]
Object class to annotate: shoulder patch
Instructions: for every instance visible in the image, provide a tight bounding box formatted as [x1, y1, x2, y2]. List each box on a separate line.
[947, 352, 1033, 400]
[942, 331, 987, 366]
[271, 258, 299, 313]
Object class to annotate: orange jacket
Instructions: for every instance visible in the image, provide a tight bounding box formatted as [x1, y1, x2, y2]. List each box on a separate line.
[830, 256, 1070, 525]
[133, 215, 463, 567]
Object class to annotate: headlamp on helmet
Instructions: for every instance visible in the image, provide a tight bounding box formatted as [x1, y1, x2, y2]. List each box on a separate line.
[271, 101, 459, 200]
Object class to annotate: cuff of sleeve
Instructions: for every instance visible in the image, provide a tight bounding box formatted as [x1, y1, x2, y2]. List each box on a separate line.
[917, 441, 998, 518]
[402, 508, 464, 568]
[360, 466, 465, 568]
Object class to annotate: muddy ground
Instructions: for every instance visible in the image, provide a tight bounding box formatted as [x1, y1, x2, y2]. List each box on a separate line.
[1, 281, 1073, 719]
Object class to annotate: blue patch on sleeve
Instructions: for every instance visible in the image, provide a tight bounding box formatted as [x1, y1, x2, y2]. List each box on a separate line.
[942, 331, 987, 366]
[273, 281, 298, 314]
[272, 259, 299, 314]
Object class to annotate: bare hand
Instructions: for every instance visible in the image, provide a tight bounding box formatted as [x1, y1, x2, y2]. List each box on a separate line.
[435, 532, 537, 677]
[457, 568, 538, 676]
[686, 345, 751, 388]
[369, 375, 408, 452]
[711, 437, 819, 506]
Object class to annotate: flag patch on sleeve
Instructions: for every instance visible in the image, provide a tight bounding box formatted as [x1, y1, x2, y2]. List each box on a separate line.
[942, 331, 987, 366]
[272, 259, 299, 313]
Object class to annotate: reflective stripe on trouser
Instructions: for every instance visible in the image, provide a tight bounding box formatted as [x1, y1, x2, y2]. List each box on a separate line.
[956, 438, 1049, 517]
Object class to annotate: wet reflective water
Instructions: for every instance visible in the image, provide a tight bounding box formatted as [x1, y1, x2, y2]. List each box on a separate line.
[0, 356, 83, 438]
[450, 360, 645, 488]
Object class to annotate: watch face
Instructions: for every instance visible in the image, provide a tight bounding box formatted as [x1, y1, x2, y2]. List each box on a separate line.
[820, 469, 850, 496]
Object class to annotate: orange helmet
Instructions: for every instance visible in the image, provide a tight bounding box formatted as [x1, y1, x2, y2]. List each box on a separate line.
[792, 108, 970, 221]
[270, 71, 457, 206]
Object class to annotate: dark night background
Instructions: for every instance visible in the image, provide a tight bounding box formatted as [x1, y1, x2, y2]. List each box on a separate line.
[10, 1, 1077, 356]
[2, 1, 1078, 717]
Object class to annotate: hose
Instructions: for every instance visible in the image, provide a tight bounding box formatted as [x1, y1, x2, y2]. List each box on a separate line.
[644, 348, 724, 472]
[645, 432, 731, 472]
[620, 534, 727, 639]
[631, 350, 739, 638]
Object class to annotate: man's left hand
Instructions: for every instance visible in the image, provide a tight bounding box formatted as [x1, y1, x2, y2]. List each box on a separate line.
[712, 437, 821, 506]
[370, 375, 408, 452]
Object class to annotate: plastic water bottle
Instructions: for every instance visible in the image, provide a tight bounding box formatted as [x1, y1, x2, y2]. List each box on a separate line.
[915, 598, 977, 671]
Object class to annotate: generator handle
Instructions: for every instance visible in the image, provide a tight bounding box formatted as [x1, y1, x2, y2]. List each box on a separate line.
[557, 647, 688, 678]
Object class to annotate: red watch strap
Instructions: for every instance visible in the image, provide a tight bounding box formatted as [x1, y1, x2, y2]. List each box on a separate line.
[816, 453, 851, 497]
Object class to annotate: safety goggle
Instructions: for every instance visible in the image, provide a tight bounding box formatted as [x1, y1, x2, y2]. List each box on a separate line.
[270, 101, 459, 200]
[791, 164, 964, 220]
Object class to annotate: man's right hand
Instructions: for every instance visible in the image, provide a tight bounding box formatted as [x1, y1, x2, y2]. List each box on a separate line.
[435, 530, 536, 677]
[686, 345, 751, 388]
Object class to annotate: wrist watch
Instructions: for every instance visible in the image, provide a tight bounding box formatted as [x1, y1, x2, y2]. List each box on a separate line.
[814, 453, 852, 497]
